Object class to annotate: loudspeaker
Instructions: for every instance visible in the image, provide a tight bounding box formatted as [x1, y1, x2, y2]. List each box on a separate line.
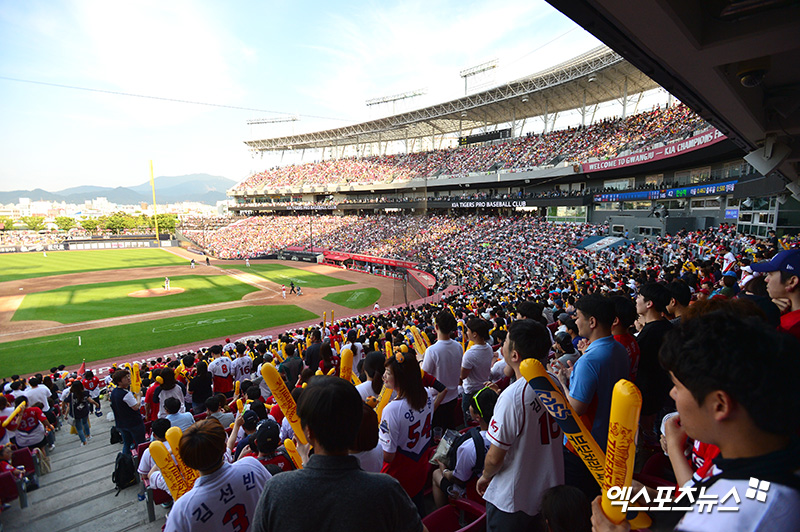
[743, 142, 791, 176]
[786, 181, 800, 202]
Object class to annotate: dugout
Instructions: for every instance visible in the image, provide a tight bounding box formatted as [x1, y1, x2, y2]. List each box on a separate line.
[322, 251, 436, 298]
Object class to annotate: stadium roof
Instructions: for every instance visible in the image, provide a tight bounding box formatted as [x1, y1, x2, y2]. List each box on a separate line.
[546, 0, 800, 185]
[244, 45, 659, 152]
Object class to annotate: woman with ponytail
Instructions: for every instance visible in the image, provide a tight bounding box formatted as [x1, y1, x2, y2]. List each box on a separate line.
[355, 351, 386, 403]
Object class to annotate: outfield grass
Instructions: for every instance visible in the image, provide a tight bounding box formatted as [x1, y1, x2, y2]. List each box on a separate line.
[0, 306, 317, 377]
[219, 263, 353, 289]
[1, 248, 189, 283]
[12, 275, 259, 324]
[323, 288, 381, 309]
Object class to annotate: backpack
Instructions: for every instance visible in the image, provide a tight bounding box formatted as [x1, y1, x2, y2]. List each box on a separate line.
[112, 452, 138, 495]
[72, 396, 89, 418]
[110, 427, 123, 444]
[258, 449, 296, 476]
[444, 427, 486, 478]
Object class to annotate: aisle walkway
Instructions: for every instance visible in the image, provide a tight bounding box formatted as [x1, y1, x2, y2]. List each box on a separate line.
[1, 412, 168, 532]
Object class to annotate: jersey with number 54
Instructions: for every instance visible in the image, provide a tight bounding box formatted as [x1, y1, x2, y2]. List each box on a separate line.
[379, 389, 436, 496]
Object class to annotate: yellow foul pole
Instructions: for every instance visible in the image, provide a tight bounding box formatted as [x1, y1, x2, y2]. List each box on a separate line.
[150, 160, 160, 247]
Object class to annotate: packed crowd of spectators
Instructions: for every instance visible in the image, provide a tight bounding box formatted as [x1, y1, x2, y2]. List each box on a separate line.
[0, 231, 64, 247]
[5, 215, 799, 529]
[233, 103, 709, 191]
[178, 216, 245, 231]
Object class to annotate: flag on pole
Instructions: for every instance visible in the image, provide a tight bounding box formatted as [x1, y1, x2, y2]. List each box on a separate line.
[78, 359, 86, 376]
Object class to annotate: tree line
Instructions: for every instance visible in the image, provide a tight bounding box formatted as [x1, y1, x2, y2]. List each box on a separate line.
[0, 212, 179, 234]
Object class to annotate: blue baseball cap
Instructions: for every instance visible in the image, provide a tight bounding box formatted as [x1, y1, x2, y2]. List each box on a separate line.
[750, 250, 800, 274]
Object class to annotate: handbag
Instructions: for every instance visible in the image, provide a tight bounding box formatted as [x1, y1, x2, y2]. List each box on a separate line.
[34, 448, 52, 475]
[429, 428, 460, 465]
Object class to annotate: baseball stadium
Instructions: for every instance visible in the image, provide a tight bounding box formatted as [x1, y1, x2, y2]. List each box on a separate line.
[1, 2, 799, 532]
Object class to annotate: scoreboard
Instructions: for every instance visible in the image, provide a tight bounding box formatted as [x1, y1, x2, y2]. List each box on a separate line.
[459, 128, 511, 146]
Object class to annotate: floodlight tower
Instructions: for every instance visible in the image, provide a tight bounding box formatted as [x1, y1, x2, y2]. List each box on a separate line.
[365, 88, 427, 115]
[459, 59, 498, 95]
[246, 116, 299, 125]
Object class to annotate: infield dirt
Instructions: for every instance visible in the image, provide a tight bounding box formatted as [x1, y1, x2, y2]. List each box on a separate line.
[1, 247, 405, 374]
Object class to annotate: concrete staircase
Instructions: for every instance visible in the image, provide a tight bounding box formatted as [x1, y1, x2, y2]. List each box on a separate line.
[1, 412, 168, 532]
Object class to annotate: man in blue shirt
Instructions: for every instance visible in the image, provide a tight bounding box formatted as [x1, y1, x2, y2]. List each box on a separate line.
[163, 397, 195, 433]
[556, 294, 629, 499]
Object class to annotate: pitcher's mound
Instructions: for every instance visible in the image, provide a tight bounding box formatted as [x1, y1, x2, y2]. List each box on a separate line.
[128, 287, 185, 298]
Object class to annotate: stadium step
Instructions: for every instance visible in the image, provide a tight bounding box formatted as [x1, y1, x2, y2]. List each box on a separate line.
[1, 410, 167, 532]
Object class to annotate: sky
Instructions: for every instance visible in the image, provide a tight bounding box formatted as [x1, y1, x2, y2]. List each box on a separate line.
[0, 0, 615, 192]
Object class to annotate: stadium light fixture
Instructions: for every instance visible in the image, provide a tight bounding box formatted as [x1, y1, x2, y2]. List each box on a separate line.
[459, 59, 499, 79]
[588, 75, 597, 83]
[365, 88, 427, 107]
[247, 116, 299, 125]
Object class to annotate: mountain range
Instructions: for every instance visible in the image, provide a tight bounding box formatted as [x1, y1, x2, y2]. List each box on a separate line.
[0, 174, 238, 205]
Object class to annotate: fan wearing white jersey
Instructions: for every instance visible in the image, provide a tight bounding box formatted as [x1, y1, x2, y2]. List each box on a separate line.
[231, 346, 253, 384]
[164, 419, 270, 532]
[477, 319, 565, 532]
[380, 348, 436, 515]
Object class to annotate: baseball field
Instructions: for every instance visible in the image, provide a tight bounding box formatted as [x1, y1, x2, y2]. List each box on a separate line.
[0, 247, 393, 377]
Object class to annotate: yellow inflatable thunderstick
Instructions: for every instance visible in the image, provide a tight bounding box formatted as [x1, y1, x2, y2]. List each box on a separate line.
[375, 385, 392, 422]
[602, 380, 650, 528]
[340, 348, 354, 384]
[149, 427, 199, 499]
[520, 359, 650, 529]
[284, 439, 303, 469]
[131, 363, 142, 395]
[2, 401, 25, 428]
[519, 359, 606, 484]
[261, 364, 307, 445]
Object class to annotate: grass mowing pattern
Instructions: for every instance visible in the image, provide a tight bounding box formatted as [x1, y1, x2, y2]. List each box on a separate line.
[1, 248, 189, 283]
[323, 288, 381, 309]
[12, 275, 259, 324]
[0, 306, 317, 377]
[219, 263, 353, 289]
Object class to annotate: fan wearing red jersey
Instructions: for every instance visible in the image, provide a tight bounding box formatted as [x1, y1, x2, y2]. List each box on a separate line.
[208, 345, 234, 398]
[81, 370, 103, 418]
[14, 396, 54, 454]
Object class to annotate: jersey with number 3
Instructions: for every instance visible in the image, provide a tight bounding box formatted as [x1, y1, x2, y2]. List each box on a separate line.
[163, 457, 270, 532]
[379, 389, 435, 496]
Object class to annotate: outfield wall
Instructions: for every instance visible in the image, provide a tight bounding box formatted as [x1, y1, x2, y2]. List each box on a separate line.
[0, 238, 179, 254]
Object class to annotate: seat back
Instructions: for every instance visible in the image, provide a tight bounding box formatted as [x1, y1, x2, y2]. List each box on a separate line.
[423, 497, 486, 532]
[12, 447, 36, 474]
[0, 471, 19, 503]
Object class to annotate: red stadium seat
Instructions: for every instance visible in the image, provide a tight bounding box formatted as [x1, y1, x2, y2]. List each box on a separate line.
[422, 498, 486, 532]
[0, 471, 27, 509]
[12, 447, 36, 476]
[143, 477, 173, 522]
